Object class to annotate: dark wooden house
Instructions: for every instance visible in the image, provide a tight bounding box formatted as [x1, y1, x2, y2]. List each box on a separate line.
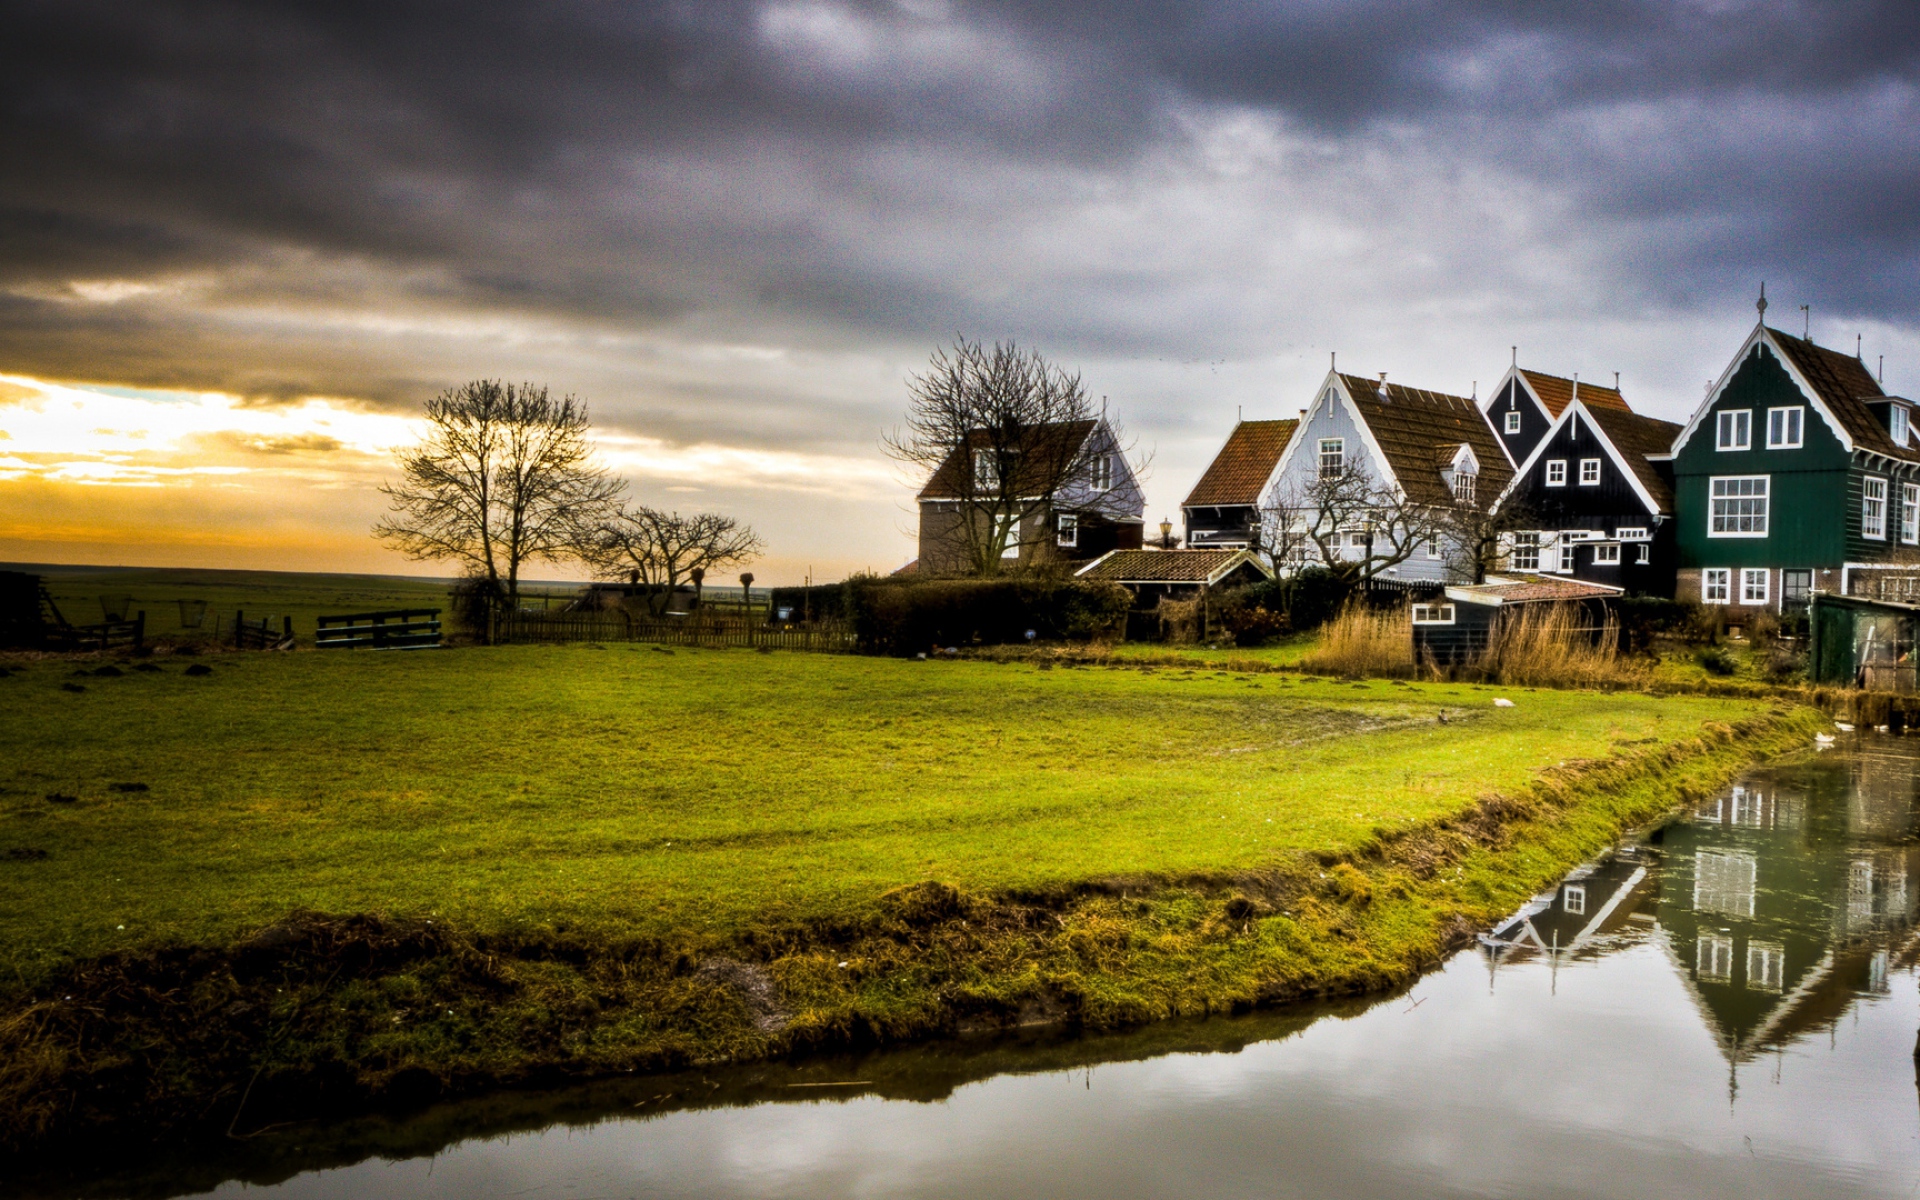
[1490, 395, 1682, 595]
[1181, 418, 1296, 551]
[1480, 364, 1632, 467]
[1667, 295, 1920, 615]
[1410, 574, 1622, 664]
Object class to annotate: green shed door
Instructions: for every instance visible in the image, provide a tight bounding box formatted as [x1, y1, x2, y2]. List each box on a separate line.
[1813, 601, 1854, 685]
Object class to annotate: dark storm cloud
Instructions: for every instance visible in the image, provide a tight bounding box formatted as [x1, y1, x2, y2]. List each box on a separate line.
[1, 0, 1917, 408]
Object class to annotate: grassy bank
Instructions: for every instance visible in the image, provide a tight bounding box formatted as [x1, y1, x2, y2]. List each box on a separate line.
[0, 645, 1820, 1154]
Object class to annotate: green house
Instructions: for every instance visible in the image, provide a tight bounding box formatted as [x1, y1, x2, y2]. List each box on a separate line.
[1666, 297, 1920, 613]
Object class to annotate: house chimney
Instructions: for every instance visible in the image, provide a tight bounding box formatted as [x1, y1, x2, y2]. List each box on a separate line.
[1571, 373, 1578, 404]
[1614, 371, 1620, 390]
[1377, 372, 1388, 401]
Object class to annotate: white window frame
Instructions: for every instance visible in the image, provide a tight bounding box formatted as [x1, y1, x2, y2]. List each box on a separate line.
[1563, 884, 1587, 915]
[1766, 406, 1804, 449]
[1616, 526, 1648, 541]
[1425, 536, 1442, 559]
[1578, 458, 1601, 486]
[1895, 405, 1912, 448]
[997, 515, 1021, 559]
[1504, 410, 1521, 434]
[1741, 568, 1769, 605]
[1698, 935, 1734, 982]
[1511, 531, 1540, 572]
[1747, 941, 1785, 992]
[1636, 544, 1650, 564]
[1864, 475, 1889, 541]
[1703, 568, 1731, 604]
[1453, 471, 1476, 504]
[1056, 512, 1078, 548]
[974, 449, 999, 489]
[1903, 484, 1920, 545]
[1717, 409, 1752, 451]
[1558, 541, 1576, 573]
[1411, 603, 1456, 625]
[1545, 460, 1567, 487]
[1594, 543, 1621, 565]
[1709, 475, 1769, 537]
[1088, 454, 1114, 492]
[1318, 438, 1345, 480]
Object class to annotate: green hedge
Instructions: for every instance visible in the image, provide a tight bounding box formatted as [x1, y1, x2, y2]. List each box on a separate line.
[847, 576, 1132, 655]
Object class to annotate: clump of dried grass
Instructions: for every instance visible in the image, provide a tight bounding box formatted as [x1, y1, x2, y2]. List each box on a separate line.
[1475, 603, 1646, 689]
[1302, 601, 1413, 678]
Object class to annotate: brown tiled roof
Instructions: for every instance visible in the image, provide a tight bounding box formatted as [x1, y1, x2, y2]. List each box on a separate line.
[1339, 374, 1514, 507]
[1182, 419, 1297, 508]
[1581, 405, 1682, 512]
[1519, 370, 1630, 417]
[1767, 328, 1918, 463]
[917, 420, 1098, 500]
[891, 559, 920, 577]
[1450, 575, 1622, 605]
[1076, 549, 1272, 584]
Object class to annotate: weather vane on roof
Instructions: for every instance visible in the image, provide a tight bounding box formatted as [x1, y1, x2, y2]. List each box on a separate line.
[1757, 282, 1767, 321]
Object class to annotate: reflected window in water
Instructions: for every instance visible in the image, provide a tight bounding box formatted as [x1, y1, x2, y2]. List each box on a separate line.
[1563, 884, 1586, 915]
[1697, 934, 1734, 982]
[1731, 787, 1763, 827]
[1849, 860, 1875, 927]
[1695, 851, 1757, 917]
[1871, 949, 1891, 993]
[1746, 941, 1784, 992]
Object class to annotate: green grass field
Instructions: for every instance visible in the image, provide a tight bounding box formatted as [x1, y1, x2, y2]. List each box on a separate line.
[0, 643, 1775, 983]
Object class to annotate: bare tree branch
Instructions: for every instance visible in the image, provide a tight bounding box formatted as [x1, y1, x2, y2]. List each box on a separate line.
[583, 507, 764, 616]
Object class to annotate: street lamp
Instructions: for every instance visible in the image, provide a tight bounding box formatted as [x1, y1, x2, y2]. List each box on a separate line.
[1159, 517, 1174, 549]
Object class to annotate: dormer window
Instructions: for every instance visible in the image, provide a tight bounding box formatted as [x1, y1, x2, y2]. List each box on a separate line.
[1893, 405, 1911, 447]
[1504, 411, 1521, 434]
[1453, 470, 1476, 504]
[974, 449, 999, 489]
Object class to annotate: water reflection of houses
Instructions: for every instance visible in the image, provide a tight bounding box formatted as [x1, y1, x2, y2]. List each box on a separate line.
[1482, 849, 1658, 962]
[1656, 759, 1920, 1064]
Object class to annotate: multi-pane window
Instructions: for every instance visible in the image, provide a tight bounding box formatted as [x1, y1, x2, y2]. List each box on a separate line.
[1546, 460, 1567, 486]
[1453, 471, 1476, 504]
[974, 449, 999, 489]
[1903, 484, 1919, 544]
[1578, 458, 1601, 485]
[1636, 544, 1651, 564]
[1782, 569, 1813, 605]
[1056, 513, 1078, 548]
[1697, 935, 1735, 982]
[1717, 409, 1752, 450]
[1895, 405, 1912, 447]
[1504, 410, 1521, 434]
[1741, 568, 1769, 605]
[1088, 454, 1114, 491]
[1863, 476, 1889, 540]
[1709, 476, 1769, 536]
[1747, 942, 1785, 992]
[996, 515, 1020, 558]
[1563, 885, 1586, 916]
[1695, 850, 1758, 917]
[1410, 604, 1455, 625]
[1319, 438, 1345, 480]
[1425, 537, 1442, 559]
[1703, 568, 1731, 604]
[1559, 541, 1576, 572]
[1594, 544, 1621, 565]
[1617, 526, 1648, 540]
[1511, 532, 1540, 571]
[1766, 406, 1804, 448]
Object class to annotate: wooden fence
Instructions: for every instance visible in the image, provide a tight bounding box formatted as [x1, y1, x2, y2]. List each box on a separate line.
[501, 610, 855, 653]
[316, 608, 443, 650]
[231, 610, 295, 650]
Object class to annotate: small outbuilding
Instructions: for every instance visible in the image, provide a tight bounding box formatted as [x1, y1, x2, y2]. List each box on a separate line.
[1075, 548, 1274, 604]
[1809, 592, 1920, 690]
[1412, 574, 1623, 664]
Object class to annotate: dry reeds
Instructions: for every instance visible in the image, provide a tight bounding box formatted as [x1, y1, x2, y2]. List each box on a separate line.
[1474, 603, 1646, 689]
[1302, 601, 1414, 678]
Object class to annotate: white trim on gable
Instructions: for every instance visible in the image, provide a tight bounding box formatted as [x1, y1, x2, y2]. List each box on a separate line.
[1490, 398, 1664, 519]
[1257, 370, 1409, 509]
[1667, 325, 1858, 460]
[1449, 443, 1480, 474]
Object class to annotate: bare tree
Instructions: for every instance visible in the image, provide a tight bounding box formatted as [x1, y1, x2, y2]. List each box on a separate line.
[1262, 469, 1450, 583]
[885, 338, 1140, 577]
[585, 506, 764, 617]
[374, 381, 622, 615]
[1439, 495, 1535, 584]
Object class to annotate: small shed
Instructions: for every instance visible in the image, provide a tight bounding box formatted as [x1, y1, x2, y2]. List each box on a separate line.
[1809, 592, 1920, 690]
[1413, 574, 1623, 664]
[1075, 549, 1274, 606]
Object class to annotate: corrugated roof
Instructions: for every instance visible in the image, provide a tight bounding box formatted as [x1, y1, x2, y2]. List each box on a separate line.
[1182, 419, 1296, 508]
[1448, 575, 1622, 605]
[1519, 370, 1631, 417]
[1075, 549, 1272, 584]
[917, 420, 1099, 500]
[1339, 374, 1514, 507]
[1767, 328, 1919, 464]
[1581, 405, 1682, 512]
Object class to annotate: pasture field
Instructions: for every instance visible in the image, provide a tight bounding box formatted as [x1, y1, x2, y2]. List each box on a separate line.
[2, 644, 1776, 977]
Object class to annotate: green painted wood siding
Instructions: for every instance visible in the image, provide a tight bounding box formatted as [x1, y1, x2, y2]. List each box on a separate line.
[1674, 342, 1853, 568]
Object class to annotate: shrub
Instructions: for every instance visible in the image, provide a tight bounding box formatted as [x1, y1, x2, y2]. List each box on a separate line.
[1697, 646, 1739, 677]
[1302, 601, 1413, 678]
[848, 576, 1132, 655]
[1212, 586, 1291, 646]
[1615, 595, 1690, 652]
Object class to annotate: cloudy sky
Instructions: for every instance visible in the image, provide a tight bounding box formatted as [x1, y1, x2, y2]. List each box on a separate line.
[2, 0, 1916, 582]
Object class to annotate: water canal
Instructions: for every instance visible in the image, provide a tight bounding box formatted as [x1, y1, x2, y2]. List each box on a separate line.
[31, 736, 1920, 1199]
